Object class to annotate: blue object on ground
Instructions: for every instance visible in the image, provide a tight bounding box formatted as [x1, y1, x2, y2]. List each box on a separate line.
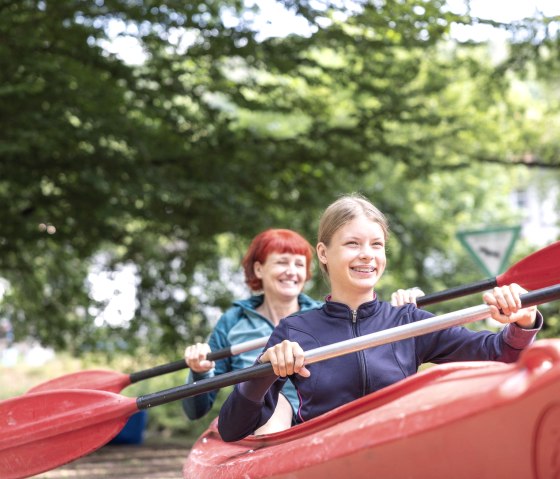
[109, 410, 148, 445]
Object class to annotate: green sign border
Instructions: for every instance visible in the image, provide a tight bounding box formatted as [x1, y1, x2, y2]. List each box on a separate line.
[457, 225, 521, 277]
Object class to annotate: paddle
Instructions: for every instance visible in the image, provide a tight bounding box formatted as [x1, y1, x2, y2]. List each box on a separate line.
[2, 283, 560, 479]
[27, 336, 269, 394]
[415, 240, 560, 306]
[25, 240, 560, 395]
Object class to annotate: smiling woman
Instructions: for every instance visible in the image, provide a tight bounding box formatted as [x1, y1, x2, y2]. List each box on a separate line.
[315, 196, 388, 311]
[217, 193, 543, 442]
[181, 228, 322, 434]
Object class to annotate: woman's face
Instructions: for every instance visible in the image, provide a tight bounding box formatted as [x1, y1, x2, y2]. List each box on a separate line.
[254, 252, 307, 300]
[317, 214, 386, 300]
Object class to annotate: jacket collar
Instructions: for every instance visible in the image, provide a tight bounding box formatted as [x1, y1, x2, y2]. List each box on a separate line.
[323, 292, 382, 319]
[233, 293, 321, 316]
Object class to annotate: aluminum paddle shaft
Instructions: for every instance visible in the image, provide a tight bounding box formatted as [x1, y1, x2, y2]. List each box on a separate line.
[137, 283, 560, 409]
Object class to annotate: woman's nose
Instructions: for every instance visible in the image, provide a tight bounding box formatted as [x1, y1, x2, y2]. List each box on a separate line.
[285, 263, 297, 275]
[359, 247, 373, 259]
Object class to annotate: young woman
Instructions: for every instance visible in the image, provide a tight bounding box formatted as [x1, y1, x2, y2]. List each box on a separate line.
[218, 194, 542, 442]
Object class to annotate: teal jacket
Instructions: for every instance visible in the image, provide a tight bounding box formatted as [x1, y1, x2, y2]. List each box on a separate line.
[182, 293, 322, 420]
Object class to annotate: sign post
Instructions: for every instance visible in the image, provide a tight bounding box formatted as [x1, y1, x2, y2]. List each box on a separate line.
[457, 226, 521, 277]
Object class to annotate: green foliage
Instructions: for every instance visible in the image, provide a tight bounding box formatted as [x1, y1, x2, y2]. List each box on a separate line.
[1, 0, 559, 359]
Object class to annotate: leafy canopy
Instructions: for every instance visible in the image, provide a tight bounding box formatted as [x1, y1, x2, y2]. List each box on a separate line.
[1, 0, 559, 355]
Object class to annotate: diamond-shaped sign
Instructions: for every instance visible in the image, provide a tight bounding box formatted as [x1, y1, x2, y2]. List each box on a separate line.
[457, 226, 521, 277]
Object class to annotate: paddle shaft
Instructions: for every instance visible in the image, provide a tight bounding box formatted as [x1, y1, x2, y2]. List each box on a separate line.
[418, 240, 560, 306]
[416, 278, 496, 307]
[132, 240, 560, 382]
[135, 283, 560, 409]
[129, 336, 268, 383]
[133, 239, 560, 382]
[25, 241, 560, 395]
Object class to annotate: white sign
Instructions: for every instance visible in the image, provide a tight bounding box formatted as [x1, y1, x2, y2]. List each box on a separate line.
[457, 226, 521, 277]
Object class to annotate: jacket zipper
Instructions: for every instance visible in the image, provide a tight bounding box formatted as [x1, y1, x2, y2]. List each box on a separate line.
[351, 309, 367, 397]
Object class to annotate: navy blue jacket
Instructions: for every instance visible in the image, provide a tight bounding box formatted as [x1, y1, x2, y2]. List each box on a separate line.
[218, 297, 542, 442]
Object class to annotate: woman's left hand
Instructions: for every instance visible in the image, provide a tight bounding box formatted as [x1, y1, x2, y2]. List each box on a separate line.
[482, 283, 537, 329]
[391, 287, 425, 306]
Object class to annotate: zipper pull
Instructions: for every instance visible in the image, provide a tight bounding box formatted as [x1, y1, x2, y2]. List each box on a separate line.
[352, 310, 357, 323]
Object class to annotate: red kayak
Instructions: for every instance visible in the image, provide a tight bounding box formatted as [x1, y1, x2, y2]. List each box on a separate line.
[183, 338, 560, 479]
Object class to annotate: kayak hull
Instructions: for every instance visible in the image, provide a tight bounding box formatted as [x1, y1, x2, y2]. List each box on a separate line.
[184, 339, 560, 479]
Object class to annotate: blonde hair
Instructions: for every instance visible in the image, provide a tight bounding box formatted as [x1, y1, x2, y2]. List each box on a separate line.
[317, 193, 389, 276]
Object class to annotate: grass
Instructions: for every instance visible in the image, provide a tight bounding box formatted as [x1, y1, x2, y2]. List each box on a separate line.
[1, 354, 84, 400]
[0, 350, 225, 442]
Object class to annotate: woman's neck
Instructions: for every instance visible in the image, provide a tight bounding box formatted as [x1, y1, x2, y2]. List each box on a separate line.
[256, 296, 300, 326]
[329, 289, 375, 311]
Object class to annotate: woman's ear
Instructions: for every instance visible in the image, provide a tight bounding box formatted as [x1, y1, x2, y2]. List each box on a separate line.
[316, 243, 328, 265]
[253, 261, 263, 278]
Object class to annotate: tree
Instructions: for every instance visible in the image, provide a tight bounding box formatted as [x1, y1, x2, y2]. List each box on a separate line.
[1, 0, 558, 356]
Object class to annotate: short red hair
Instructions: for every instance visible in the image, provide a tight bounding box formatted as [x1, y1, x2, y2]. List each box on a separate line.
[242, 229, 314, 292]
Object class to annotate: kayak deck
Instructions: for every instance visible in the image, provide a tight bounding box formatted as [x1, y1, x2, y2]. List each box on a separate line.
[184, 339, 560, 479]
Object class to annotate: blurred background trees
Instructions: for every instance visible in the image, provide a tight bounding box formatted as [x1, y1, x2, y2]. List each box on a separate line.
[1, 0, 559, 361]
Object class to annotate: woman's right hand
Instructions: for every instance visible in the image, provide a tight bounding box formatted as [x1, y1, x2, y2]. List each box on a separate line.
[184, 342, 215, 373]
[260, 340, 310, 378]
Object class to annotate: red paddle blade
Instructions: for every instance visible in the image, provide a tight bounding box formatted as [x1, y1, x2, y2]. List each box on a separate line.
[27, 369, 131, 394]
[0, 389, 138, 479]
[497, 241, 560, 290]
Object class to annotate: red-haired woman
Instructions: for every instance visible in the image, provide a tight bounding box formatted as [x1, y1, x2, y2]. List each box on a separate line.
[182, 229, 322, 434]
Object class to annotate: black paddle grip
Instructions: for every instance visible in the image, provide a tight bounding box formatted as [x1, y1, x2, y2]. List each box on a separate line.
[418, 278, 498, 307]
[136, 362, 274, 409]
[520, 283, 560, 308]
